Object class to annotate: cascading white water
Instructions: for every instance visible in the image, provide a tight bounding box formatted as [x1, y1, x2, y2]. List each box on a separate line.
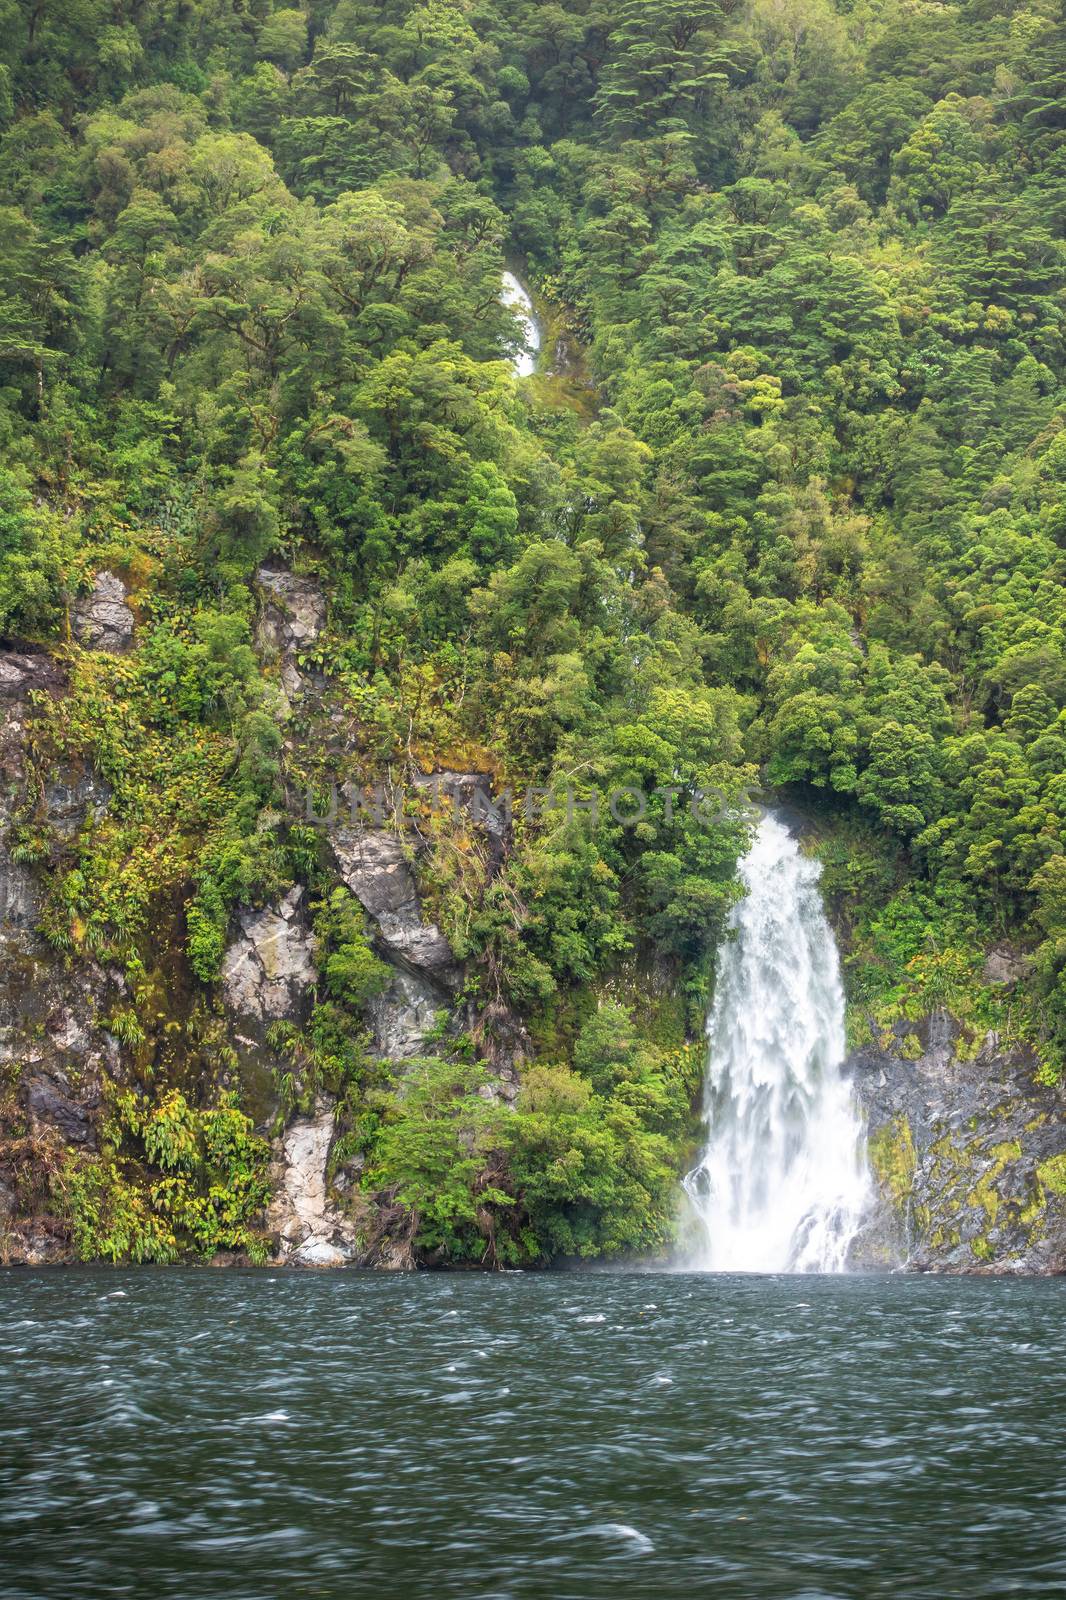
[683, 813, 869, 1273]
[500, 271, 541, 376]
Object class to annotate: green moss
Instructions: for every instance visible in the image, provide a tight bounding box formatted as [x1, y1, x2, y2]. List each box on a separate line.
[868, 1116, 916, 1211]
[1037, 1154, 1066, 1196]
[971, 1235, 993, 1261]
[966, 1140, 1022, 1227]
[844, 1005, 874, 1051]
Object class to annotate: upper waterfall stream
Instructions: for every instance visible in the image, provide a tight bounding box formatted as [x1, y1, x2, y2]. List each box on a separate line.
[684, 814, 869, 1273]
[500, 270, 541, 376]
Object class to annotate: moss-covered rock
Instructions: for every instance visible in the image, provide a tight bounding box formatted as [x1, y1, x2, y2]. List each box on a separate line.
[849, 1012, 1066, 1274]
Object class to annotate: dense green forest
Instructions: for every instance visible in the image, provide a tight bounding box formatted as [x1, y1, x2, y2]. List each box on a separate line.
[1, 0, 1064, 1265]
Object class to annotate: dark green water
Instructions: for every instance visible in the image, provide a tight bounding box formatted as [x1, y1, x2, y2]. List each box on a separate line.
[2, 1269, 1065, 1600]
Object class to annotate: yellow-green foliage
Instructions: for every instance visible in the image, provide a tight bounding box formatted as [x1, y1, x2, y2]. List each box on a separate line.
[33, 649, 235, 958]
[60, 1157, 179, 1264]
[1037, 1154, 1066, 1196]
[867, 1115, 916, 1210]
[59, 1087, 271, 1263]
[967, 1141, 1022, 1226]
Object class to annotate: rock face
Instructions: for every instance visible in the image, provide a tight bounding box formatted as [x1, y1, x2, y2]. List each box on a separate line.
[849, 1013, 1066, 1274]
[44, 769, 111, 838]
[255, 567, 326, 704]
[0, 644, 518, 1266]
[73, 572, 134, 652]
[983, 946, 1033, 987]
[0, 653, 114, 1194]
[330, 825, 458, 983]
[24, 1070, 97, 1146]
[265, 1100, 363, 1267]
[410, 770, 510, 874]
[368, 967, 441, 1059]
[222, 888, 317, 1020]
[0, 652, 64, 954]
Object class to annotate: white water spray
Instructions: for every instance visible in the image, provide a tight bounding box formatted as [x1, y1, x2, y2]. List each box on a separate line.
[683, 814, 869, 1273]
[500, 271, 540, 376]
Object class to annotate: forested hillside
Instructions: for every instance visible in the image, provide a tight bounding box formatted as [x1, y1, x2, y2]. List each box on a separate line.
[1, 0, 1065, 1266]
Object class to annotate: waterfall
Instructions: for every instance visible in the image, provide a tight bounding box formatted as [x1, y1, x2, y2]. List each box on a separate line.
[683, 814, 869, 1273]
[500, 271, 541, 376]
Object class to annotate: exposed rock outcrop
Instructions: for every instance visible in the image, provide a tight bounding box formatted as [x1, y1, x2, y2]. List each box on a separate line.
[0, 858, 38, 952]
[222, 887, 317, 1020]
[849, 1013, 1066, 1274]
[330, 825, 458, 984]
[368, 967, 441, 1059]
[0, 652, 64, 955]
[73, 572, 134, 652]
[410, 770, 511, 873]
[255, 567, 326, 705]
[0, 642, 518, 1267]
[982, 946, 1033, 987]
[266, 1100, 363, 1267]
[44, 768, 111, 838]
[24, 1070, 97, 1146]
[0, 956, 125, 1262]
[0, 650, 63, 701]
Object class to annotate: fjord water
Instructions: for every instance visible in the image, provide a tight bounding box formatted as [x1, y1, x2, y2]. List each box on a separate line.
[3, 1270, 1066, 1600]
[684, 815, 869, 1272]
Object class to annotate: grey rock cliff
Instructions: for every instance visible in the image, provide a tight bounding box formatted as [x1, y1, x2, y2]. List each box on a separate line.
[368, 966, 441, 1059]
[0, 653, 64, 955]
[73, 572, 134, 652]
[222, 887, 317, 1020]
[330, 825, 458, 983]
[266, 1100, 363, 1267]
[849, 1013, 1066, 1274]
[255, 567, 326, 705]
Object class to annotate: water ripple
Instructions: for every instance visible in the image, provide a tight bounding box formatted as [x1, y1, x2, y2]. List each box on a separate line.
[0, 1269, 1065, 1599]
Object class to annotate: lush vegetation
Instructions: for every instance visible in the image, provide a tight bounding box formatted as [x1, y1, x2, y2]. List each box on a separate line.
[1, 0, 1064, 1263]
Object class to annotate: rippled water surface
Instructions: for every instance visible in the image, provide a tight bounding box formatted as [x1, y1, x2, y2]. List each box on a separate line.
[2, 1269, 1065, 1599]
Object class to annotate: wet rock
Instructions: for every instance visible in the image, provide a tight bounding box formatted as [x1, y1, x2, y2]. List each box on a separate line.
[44, 768, 111, 838]
[73, 572, 134, 652]
[0, 854, 38, 941]
[25, 1073, 95, 1145]
[367, 967, 441, 1059]
[848, 1015, 1066, 1274]
[255, 568, 326, 703]
[330, 826, 457, 984]
[0, 1215, 72, 1267]
[46, 1006, 94, 1057]
[222, 887, 317, 1020]
[982, 946, 1033, 987]
[0, 653, 65, 952]
[266, 1101, 362, 1267]
[0, 652, 64, 699]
